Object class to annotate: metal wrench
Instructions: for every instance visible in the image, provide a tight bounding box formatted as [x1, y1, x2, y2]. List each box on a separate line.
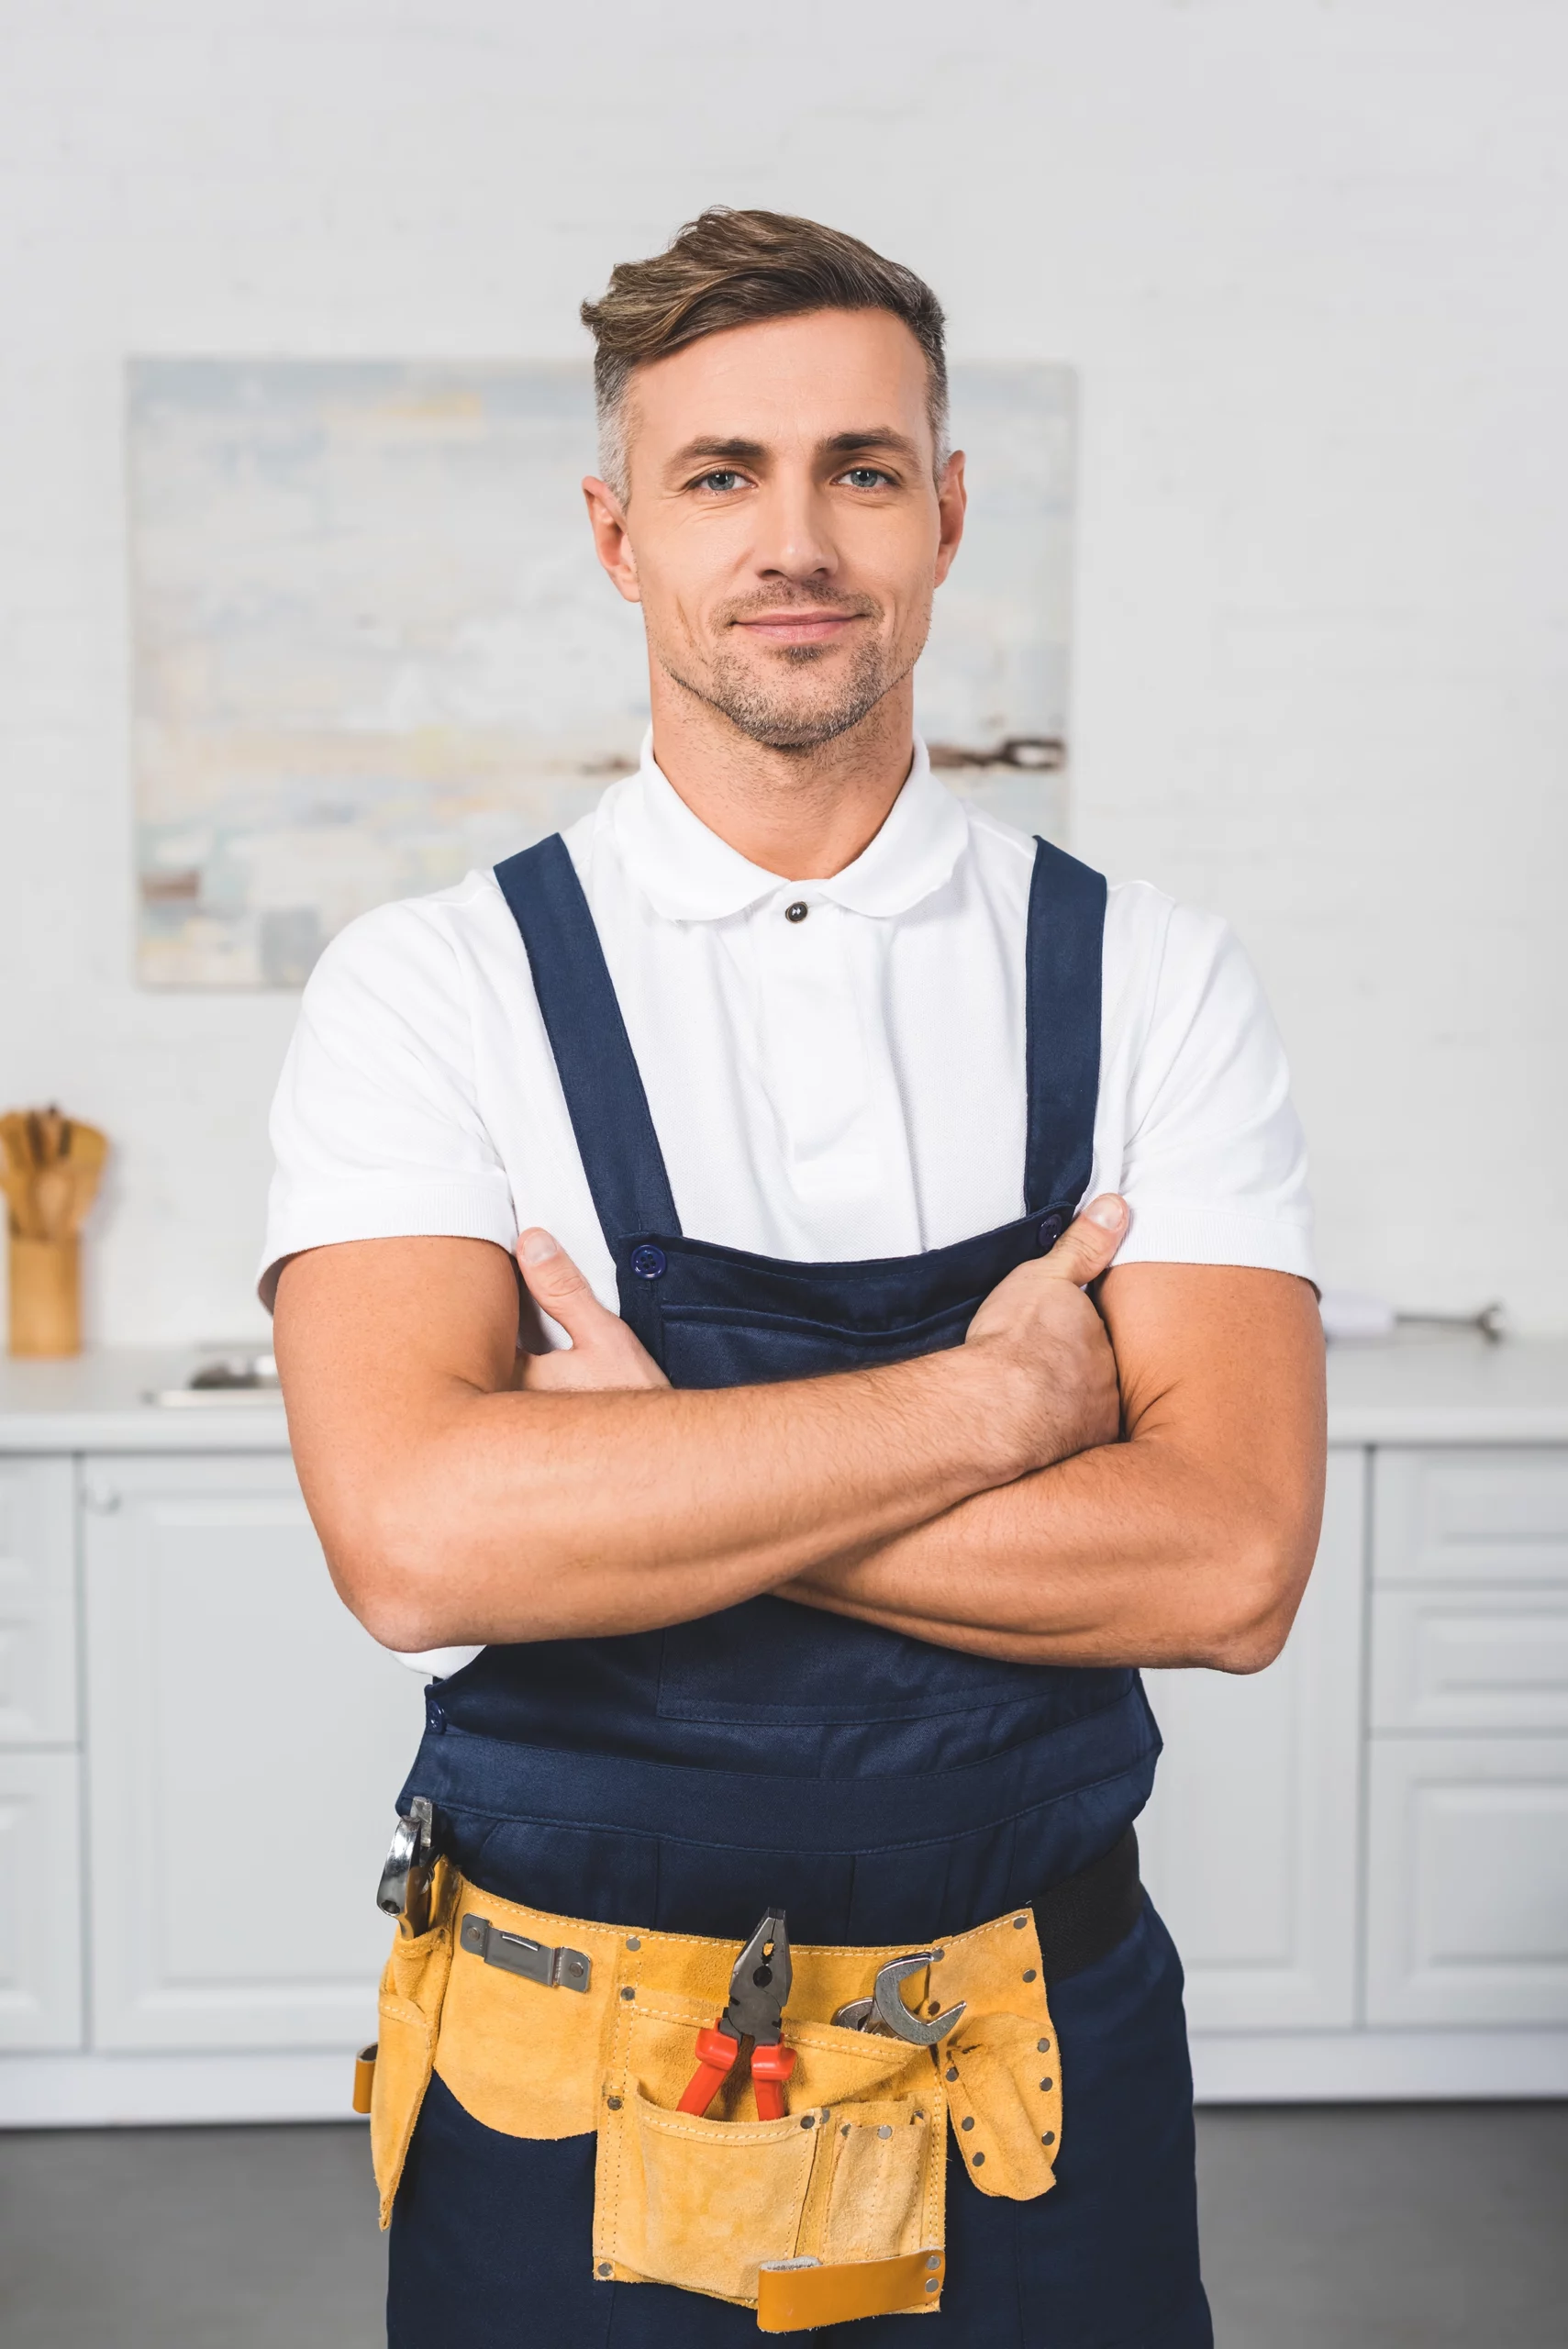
[831, 1950, 966, 2045]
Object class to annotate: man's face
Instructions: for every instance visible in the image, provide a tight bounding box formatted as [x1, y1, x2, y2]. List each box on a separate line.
[585, 309, 964, 751]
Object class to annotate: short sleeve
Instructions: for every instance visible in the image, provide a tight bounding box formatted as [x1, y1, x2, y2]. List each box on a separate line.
[1104, 899, 1316, 1282]
[257, 897, 517, 1308]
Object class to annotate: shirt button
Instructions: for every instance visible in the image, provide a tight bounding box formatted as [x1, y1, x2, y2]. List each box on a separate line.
[784, 900, 809, 923]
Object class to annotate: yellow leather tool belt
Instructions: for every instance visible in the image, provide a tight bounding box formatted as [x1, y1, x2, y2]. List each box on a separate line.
[364, 1860, 1063, 2332]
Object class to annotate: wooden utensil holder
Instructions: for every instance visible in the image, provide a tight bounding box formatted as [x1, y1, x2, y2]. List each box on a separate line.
[8, 1232, 82, 1356]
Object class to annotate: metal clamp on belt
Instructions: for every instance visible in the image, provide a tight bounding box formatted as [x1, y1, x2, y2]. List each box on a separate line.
[376, 1797, 436, 1937]
[461, 1911, 593, 1993]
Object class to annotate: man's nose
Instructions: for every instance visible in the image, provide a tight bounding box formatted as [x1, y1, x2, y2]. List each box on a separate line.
[751, 474, 837, 582]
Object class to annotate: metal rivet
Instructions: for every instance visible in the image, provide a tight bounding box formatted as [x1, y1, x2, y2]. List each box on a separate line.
[1041, 2129, 1055, 2145]
[1013, 1916, 1028, 1929]
[1040, 2076, 1054, 2092]
[961, 2115, 975, 2132]
[878, 2123, 893, 2140]
[619, 1987, 635, 2000]
[840, 2123, 851, 2136]
[945, 2065, 958, 2082]
[597, 2262, 613, 2277]
[927, 2255, 940, 2271]
[1038, 2038, 1051, 2053]
[927, 1999, 941, 2015]
[926, 2279, 940, 2293]
[1023, 1968, 1037, 1982]
[626, 1935, 640, 1951]
[972, 2151, 985, 2166]
[784, 900, 809, 923]
[606, 2094, 622, 2110]
[800, 2113, 815, 2129]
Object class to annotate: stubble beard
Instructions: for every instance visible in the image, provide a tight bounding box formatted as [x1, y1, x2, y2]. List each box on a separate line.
[651, 603, 921, 753]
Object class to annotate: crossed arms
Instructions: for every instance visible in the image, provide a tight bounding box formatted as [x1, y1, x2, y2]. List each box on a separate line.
[273, 1196, 1327, 1675]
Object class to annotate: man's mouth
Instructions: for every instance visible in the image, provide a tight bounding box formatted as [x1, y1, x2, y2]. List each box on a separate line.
[730, 610, 864, 649]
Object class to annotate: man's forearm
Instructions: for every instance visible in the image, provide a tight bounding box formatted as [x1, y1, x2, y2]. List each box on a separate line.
[276, 1230, 1121, 1653]
[782, 1265, 1328, 1675]
[325, 1353, 1022, 1650]
[780, 1425, 1319, 1673]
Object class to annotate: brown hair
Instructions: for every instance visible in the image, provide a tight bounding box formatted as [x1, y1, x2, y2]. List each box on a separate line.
[580, 207, 948, 498]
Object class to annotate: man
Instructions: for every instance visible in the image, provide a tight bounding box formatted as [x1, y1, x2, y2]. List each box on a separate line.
[267, 209, 1324, 2346]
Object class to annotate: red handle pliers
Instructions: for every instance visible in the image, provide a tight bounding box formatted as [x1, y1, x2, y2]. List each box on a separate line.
[677, 1908, 796, 2121]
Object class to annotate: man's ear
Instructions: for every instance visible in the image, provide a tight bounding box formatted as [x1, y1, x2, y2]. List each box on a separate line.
[583, 477, 642, 605]
[933, 450, 967, 589]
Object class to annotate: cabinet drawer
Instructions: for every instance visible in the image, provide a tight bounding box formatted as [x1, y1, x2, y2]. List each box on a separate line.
[1366, 1735, 1568, 2026]
[1373, 1448, 1568, 1584]
[1373, 1588, 1568, 1731]
[0, 1749, 83, 2048]
[0, 1457, 77, 1745]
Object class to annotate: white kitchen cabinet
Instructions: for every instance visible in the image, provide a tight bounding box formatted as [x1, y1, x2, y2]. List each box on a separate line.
[0, 1750, 83, 2049]
[82, 1453, 424, 2051]
[1365, 1735, 1568, 2026]
[0, 1457, 77, 1745]
[1138, 1448, 1366, 2032]
[1373, 1447, 1568, 1583]
[1372, 1587, 1568, 1732]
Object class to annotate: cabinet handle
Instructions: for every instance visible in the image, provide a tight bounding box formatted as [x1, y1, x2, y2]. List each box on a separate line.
[82, 1482, 122, 1513]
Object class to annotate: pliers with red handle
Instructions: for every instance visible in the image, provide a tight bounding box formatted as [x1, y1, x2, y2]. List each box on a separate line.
[677, 1908, 796, 2121]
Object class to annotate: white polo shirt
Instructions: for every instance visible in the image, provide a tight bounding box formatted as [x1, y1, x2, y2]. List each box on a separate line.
[261, 735, 1313, 1325]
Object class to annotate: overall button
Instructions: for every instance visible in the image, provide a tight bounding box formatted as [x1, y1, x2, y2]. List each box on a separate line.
[629, 1245, 667, 1280]
[784, 900, 809, 923]
[425, 1694, 447, 1733]
[1037, 1213, 1064, 1252]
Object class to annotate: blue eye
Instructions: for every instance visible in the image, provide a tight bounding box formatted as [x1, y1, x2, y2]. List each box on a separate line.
[842, 466, 892, 490]
[697, 470, 746, 493]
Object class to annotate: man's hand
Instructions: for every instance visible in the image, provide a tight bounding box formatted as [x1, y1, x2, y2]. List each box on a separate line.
[516, 1229, 669, 1392]
[963, 1195, 1127, 1468]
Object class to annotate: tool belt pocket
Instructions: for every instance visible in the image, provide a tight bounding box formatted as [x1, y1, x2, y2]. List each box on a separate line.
[593, 1993, 947, 2319]
[368, 1866, 456, 2227]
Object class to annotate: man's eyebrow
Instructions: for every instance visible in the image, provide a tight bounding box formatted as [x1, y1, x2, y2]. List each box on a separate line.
[820, 428, 923, 462]
[665, 428, 924, 476]
[667, 437, 770, 472]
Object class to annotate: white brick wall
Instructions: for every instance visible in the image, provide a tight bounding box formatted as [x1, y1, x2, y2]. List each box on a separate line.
[1, 1, 1564, 1341]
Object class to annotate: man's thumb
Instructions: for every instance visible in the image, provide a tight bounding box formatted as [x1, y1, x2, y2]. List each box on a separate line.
[1040, 1195, 1129, 1285]
[516, 1228, 602, 1335]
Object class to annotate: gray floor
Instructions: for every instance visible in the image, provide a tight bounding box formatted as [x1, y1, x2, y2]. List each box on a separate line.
[2, 2103, 1565, 2346]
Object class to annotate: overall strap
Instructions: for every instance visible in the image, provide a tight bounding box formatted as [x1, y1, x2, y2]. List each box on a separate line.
[1024, 837, 1107, 1217]
[494, 837, 682, 1241]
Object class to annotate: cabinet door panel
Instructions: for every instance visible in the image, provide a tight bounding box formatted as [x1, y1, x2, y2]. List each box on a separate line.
[1373, 1449, 1568, 1584]
[0, 1750, 83, 2047]
[1138, 1448, 1365, 2031]
[0, 1457, 77, 1745]
[1366, 1736, 1568, 2024]
[83, 1453, 425, 2051]
[1373, 1588, 1568, 1731]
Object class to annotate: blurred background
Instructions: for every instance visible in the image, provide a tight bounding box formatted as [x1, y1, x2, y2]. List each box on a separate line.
[1, 6, 1565, 2345]
[1, 0, 1564, 1341]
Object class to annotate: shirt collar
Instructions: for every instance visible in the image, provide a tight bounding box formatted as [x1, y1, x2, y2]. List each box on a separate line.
[610, 729, 969, 923]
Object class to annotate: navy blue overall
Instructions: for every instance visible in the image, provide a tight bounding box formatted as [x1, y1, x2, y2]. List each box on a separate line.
[386, 833, 1210, 2349]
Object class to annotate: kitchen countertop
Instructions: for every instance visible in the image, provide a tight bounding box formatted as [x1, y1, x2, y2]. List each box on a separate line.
[3, 1335, 1568, 1452]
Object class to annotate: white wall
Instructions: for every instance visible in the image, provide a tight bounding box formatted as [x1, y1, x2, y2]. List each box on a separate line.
[1, 0, 1564, 1341]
